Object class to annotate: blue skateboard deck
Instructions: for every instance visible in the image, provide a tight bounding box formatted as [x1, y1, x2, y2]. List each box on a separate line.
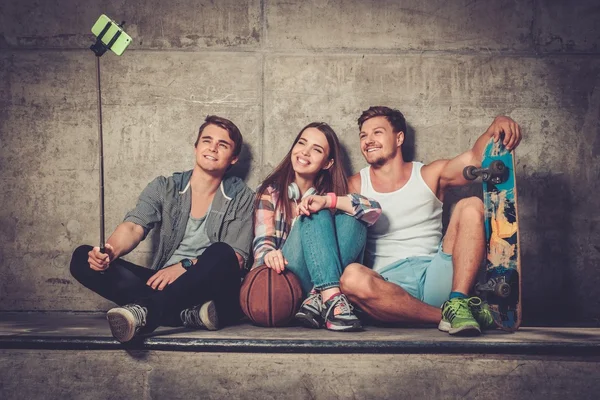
[465, 138, 521, 331]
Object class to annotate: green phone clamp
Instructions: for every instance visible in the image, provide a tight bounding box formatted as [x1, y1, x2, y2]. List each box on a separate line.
[90, 20, 126, 57]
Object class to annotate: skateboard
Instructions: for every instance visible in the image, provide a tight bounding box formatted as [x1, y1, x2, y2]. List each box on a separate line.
[463, 137, 521, 332]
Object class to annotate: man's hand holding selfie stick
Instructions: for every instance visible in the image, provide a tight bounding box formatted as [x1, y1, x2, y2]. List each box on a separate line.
[89, 15, 132, 261]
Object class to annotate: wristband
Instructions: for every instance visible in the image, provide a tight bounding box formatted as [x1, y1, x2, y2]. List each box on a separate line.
[326, 192, 337, 209]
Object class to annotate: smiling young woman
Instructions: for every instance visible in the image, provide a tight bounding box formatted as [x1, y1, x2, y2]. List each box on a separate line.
[249, 122, 382, 332]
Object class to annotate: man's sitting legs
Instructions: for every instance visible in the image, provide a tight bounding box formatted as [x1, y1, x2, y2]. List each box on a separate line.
[341, 196, 493, 334]
[438, 196, 493, 335]
[106, 242, 242, 342]
[340, 263, 442, 324]
[70, 244, 156, 306]
[442, 197, 485, 295]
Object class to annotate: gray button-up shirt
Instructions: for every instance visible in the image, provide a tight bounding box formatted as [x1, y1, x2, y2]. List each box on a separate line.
[123, 170, 255, 270]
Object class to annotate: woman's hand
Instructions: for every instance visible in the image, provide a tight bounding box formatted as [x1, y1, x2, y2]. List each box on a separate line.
[264, 249, 288, 274]
[297, 195, 329, 216]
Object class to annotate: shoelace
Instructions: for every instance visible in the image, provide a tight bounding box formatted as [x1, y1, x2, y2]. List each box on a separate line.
[468, 297, 483, 308]
[306, 291, 322, 308]
[123, 304, 148, 327]
[180, 306, 203, 327]
[325, 294, 353, 320]
[467, 297, 493, 325]
[445, 299, 472, 319]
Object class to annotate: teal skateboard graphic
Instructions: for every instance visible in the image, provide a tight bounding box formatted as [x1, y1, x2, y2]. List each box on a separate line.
[464, 137, 521, 332]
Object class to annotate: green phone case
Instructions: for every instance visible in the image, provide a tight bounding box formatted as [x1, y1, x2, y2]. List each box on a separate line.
[91, 14, 132, 56]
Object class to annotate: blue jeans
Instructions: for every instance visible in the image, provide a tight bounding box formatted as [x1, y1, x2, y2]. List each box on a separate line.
[282, 210, 367, 295]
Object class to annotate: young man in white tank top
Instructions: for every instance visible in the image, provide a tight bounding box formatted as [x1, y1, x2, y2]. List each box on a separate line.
[339, 106, 522, 336]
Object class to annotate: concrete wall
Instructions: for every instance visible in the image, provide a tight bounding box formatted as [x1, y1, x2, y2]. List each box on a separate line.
[2, 350, 600, 400]
[0, 0, 599, 324]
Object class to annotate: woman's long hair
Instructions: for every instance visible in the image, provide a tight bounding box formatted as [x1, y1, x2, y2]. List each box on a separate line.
[256, 122, 348, 227]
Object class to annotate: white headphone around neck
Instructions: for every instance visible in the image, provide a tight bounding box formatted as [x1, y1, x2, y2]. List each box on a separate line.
[288, 182, 300, 201]
[287, 182, 317, 201]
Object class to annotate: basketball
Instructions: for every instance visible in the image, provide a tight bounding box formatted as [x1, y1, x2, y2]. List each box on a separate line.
[240, 265, 303, 327]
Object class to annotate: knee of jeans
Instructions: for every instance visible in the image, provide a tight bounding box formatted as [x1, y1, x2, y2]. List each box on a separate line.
[337, 219, 367, 264]
[202, 242, 239, 269]
[336, 213, 366, 236]
[353, 223, 367, 247]
[73, 244, 92, 258]
[302, 209, 332, 224]
[204, 242, 235, 258]
[113, 277, 138, 296]
[70, 245, 93, 279]
[296, 210, 334, 240]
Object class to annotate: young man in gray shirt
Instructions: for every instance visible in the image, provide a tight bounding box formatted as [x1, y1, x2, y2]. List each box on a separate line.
[70, 115, 254, 342]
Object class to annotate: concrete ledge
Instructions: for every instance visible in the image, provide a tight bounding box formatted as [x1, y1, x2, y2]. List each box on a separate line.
[2, 312, 600, 356]
[3, 349, 600, 400]
[2, 312, 600, 400]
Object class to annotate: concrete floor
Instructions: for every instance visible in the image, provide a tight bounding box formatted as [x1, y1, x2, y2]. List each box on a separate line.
[2, 312, 600, 399]
[2, 312, 599, 354]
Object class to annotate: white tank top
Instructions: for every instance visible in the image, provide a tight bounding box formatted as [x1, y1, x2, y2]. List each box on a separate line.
[360, 162, 443, 272]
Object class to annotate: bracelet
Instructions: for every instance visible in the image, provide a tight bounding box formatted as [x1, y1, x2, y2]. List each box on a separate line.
[326, 192, 337, 209]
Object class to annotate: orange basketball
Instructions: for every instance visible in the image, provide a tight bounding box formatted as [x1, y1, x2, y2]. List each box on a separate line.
[240, 265, 303, 327]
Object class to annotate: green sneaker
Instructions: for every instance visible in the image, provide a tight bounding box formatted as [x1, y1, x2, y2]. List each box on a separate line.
[468, 297, 495, 330]
[438, 298, 481, 336]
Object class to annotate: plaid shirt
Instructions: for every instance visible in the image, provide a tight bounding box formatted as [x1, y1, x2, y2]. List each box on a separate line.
[252, 185, 382, 269]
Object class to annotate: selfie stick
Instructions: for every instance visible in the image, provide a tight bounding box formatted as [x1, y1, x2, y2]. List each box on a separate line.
[89, 18, 128, 253]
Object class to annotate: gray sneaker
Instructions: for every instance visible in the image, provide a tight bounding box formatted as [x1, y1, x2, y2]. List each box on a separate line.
[322, 293, 362, 332]
[295, 289, 323, 328]
[180, 300, 220, 331]
[107, 304, 148, 343]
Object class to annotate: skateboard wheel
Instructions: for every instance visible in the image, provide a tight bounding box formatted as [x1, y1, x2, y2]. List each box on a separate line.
[495, 282, 511, 298]
[463, 166, 477, 181]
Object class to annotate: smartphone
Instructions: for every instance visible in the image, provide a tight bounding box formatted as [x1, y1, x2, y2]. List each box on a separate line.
[91, 14, 132, 56]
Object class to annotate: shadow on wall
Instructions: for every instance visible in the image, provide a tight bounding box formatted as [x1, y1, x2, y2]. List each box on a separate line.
[441, 184, 483, 236]
[402, 123, 416, 163]
[227, 142, 254, 182]
[518, 172, 574, 326]
[444, 172, 577, 326]
[530, 61, 600, 325]
[339, 143, 354, 179]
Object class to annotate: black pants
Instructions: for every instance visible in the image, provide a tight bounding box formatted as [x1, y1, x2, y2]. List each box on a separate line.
[70, 242, 242, 329]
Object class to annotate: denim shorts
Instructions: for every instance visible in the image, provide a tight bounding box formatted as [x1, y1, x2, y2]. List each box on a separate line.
[378, 244, 453, 308]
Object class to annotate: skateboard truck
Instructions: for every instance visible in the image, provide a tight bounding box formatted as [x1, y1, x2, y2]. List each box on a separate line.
[475, 277, 511, 298]
[463, 160, 508, 184]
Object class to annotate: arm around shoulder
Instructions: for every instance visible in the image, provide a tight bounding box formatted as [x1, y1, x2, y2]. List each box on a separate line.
[337, 173, 382, 227]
